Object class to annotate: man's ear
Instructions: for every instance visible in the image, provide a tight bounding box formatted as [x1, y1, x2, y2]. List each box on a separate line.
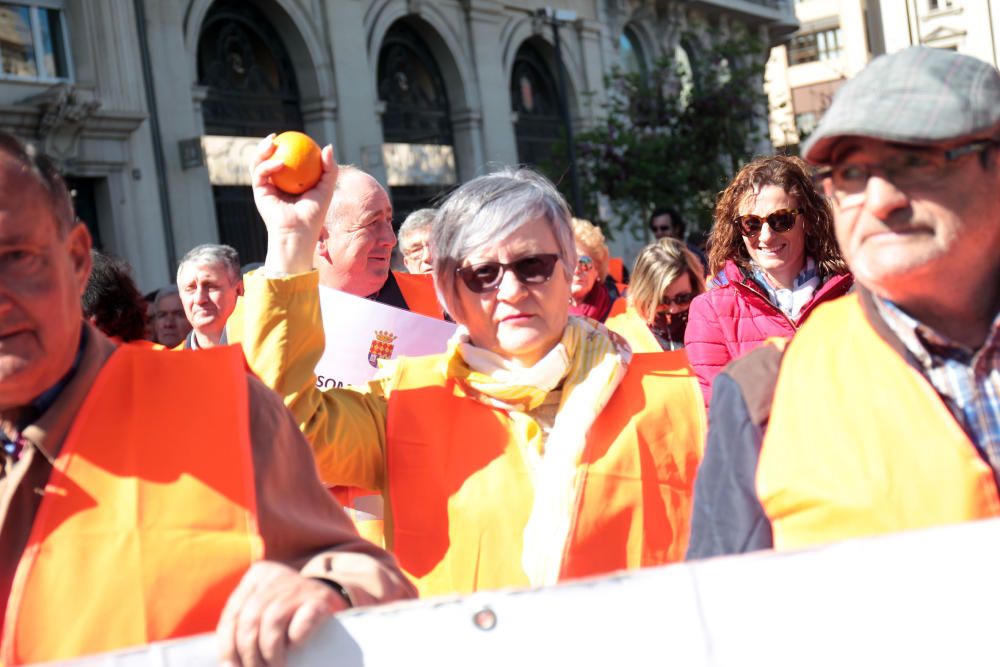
[236, 279, 245, 297]
[68, 221, 93, 296]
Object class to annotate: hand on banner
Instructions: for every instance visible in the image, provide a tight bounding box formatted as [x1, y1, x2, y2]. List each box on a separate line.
[251, 134, 338, 276]
[217, 560, 348, 667]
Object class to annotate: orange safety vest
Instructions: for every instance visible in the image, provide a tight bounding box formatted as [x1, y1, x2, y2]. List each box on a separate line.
[607, 257, 625, 284]
[383, 351, 705, 596]
[1, 344, 262, 665]
[758, 294, 1000, 550]
[392, 271, 443, 320]
[606, 306, 662, 353]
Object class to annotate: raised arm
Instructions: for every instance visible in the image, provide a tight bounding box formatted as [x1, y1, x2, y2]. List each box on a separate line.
[230, 137, 388, 491]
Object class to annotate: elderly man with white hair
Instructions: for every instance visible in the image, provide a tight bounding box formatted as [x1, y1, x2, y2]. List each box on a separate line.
[176, 243, 244, 349]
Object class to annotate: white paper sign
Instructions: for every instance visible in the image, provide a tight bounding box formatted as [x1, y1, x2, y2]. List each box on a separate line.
[314, 286, 456, 389]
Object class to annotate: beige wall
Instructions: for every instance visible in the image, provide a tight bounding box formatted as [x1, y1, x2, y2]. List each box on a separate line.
[1, 0, 798, 287]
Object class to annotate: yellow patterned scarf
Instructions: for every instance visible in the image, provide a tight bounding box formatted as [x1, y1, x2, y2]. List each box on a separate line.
[445, 316, 633, 586]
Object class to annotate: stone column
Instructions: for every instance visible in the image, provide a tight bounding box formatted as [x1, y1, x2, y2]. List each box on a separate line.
[71, 0, 174, 291]
[324, 0, 388, 184]
[141, 0, 220, 269]
[463, 0, 518, 166]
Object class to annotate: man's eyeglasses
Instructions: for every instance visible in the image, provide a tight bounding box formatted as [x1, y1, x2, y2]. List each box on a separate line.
[732, 208, 800, 238]
[657, 292, 695, 309]
[812, 139, 996, 206]
[456, 254, 560, 293]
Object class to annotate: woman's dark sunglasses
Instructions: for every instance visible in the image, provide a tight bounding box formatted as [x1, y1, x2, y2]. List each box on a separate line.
[456, 254, 560, 293]
[732, 208, 801, 237]
[657, 292, 695, 309]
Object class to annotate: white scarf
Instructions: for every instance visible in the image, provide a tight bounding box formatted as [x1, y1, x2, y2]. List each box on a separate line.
[452, 316, 632, 586]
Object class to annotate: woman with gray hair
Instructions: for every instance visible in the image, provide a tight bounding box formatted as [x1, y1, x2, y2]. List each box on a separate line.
[245, 157, 706, 598]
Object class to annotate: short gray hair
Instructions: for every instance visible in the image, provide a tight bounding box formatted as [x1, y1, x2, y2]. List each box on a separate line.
[176, 243, 241, 283]
[431, 167, 576, 322]
[154, 285, 180, 307]
[398, 208, 436, 250]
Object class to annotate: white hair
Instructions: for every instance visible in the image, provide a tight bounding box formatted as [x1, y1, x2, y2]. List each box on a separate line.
[431, 167, 576, 322]
[176, 243, 241, 283]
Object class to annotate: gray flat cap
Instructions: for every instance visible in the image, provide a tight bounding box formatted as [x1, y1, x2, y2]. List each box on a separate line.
[803, 46, 1000, 164]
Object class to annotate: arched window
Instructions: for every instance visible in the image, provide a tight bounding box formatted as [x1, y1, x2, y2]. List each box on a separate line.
[197, 0, 304, 263]
[674, 43, 694, 109]
[511, 41, 562, 178]
[619, 27, 647, 81]
[377, 21, 456, 226]
[197, 0, 303, 136]
[378, 22, 452, 145]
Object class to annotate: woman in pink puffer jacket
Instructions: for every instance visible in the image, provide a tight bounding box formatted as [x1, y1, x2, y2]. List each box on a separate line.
[685, 155, 853, 407]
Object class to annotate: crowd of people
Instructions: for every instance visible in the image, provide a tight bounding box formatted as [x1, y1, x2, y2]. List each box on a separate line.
[0, 45, 998, 666]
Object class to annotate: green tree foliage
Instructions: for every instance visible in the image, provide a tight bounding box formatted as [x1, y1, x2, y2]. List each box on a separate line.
[573, 30, 770, 239]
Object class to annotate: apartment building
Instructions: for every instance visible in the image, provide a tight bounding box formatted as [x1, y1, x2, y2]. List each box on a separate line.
[768, 0, 1000, 152]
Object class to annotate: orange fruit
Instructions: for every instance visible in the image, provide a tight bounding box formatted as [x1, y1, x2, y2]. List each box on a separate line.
[270, 131, 322, 195]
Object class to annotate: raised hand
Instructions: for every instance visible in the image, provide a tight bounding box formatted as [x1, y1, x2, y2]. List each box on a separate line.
[251, 135, 337, 276]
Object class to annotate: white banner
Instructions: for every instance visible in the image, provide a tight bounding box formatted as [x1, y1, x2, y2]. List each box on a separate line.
[313, 286, 456, 389]
[43, 518, 1000, 666]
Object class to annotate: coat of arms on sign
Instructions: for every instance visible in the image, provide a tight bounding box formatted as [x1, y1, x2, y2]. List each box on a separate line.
[368, 330, 398, 368]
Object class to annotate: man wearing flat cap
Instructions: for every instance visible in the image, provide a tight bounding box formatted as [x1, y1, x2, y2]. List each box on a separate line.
[687, 46, 1000, 558]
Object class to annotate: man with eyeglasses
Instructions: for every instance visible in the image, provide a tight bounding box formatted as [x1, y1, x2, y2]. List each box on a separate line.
[687, 46, 1000, 559]
[649, 206, 707, 273]
[398, 208, 436, 275]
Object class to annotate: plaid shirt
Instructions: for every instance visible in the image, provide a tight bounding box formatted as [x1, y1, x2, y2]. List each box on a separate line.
[749, 257, 820, 321]
[875, 297, 1000, 478]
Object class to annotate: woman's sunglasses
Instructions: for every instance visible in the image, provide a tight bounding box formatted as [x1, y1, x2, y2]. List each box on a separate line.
[732, 208, 801, 237]
[656, 292, 695, 309]
[456, 254, 560, 293]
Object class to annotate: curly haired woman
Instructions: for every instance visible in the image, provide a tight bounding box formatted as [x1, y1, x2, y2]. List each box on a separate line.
[684, 155, 853, 407]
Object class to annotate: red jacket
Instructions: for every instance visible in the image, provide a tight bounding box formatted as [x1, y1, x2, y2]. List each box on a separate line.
[683, 260, 853, 407]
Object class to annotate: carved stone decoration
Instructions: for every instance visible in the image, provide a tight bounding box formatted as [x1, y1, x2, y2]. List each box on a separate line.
[20, 83, 100, 163]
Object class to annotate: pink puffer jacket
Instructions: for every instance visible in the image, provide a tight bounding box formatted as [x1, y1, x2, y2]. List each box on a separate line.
[684, 260, 853, 407]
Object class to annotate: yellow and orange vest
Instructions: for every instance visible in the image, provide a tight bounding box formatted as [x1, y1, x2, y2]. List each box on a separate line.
[382, 351, 705, 596]
[605, 306, 663, 353]
[758, 294, 1000, 549]
[1, 344, 261, 665]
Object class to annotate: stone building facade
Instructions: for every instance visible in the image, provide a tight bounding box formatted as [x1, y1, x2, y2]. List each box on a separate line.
[0, 0, 795, 290]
